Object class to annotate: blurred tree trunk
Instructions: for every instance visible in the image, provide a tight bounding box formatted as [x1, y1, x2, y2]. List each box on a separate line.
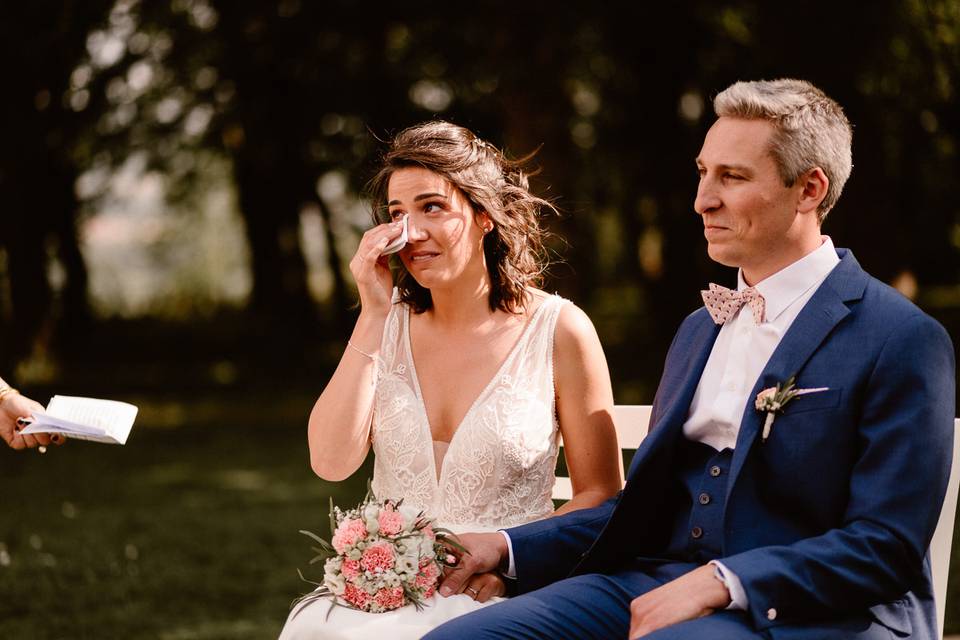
[234, 149, 313, 321]
[315, 197, 351, 327]
[215, 3, 317, 328]
[0, 1, 104, 373]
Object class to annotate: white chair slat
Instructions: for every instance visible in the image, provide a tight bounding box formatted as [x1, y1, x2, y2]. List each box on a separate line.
[932, 418, 960, 638]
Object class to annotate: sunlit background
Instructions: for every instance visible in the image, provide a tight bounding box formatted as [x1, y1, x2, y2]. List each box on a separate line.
[2, 1, 959, 638]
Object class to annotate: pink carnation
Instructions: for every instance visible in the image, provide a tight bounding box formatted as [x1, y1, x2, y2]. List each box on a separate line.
[343, 583, 371, 610]
[373, 586, 405, 611]
[341, 558, 361, 580]
[360, 541, 396, 573]
[378, 508, 404, 536]
[332, 519, 368, 554]
[415, 558, 440, 589]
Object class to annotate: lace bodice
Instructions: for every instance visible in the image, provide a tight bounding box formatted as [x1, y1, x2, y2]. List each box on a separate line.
[370, 294, 568, 533]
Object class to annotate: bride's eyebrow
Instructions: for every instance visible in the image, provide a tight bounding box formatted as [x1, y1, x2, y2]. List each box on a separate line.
[387, 193, 448, 207]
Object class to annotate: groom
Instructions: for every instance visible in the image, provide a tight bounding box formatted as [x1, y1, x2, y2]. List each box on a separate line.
[423, 79, 956, 639]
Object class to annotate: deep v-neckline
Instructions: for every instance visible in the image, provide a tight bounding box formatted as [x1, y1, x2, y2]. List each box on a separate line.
[404, 299, 553, 485]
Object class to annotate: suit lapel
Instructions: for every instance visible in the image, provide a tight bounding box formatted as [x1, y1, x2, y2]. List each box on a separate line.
[726, 250, 867, 488]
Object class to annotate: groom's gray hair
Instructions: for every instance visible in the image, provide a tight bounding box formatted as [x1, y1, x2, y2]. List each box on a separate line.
[714, 79, 853, 221]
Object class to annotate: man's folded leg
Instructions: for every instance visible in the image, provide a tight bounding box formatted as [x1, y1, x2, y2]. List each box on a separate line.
[422, 571, 661, 640]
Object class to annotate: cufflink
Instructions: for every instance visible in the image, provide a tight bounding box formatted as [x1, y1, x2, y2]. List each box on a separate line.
[767, 607, 777, 620]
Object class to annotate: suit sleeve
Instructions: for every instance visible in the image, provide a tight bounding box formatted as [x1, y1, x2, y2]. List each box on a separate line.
[505, 313, 698, 594]
[720, 313, 956, 630]
[506, 496, 618, 594]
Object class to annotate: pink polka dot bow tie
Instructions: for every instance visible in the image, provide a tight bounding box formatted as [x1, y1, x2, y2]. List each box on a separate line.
[701, 283, 766, 325]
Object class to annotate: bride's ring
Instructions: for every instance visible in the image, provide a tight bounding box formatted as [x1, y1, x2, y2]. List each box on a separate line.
[465, 586, 479, 599]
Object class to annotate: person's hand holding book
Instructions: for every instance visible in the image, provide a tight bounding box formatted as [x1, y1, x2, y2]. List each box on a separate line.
[0, 379, 62, 450]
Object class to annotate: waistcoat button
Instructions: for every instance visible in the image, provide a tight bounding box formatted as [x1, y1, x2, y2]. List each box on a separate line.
[691, 526, 703, 539]
[698, 492, 711, 505]
[710, 465, 722, 477]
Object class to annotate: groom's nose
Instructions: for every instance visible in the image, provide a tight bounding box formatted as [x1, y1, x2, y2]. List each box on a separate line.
[695, 179, 721, 216]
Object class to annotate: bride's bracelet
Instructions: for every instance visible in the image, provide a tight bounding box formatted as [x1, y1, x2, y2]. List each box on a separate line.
[346, 341, 378, 361]
[347, 341, 380, 389]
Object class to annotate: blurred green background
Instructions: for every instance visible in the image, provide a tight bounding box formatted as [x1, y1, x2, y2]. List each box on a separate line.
[1, 1, 959, 638]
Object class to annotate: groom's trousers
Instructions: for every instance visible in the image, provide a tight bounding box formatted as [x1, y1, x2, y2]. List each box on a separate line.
[422, 439, 896, 639]
[421, 561, 769, 640]
[420, 562, 893, 640]
[423, 441, 769, 639]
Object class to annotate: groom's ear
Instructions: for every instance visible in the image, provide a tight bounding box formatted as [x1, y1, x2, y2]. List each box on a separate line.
[796, 167, 829, 218]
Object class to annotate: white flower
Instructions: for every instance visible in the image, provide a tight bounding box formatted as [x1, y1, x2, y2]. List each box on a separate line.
[398, 504, 421, 530]
[419, 536, 435, 557]
[324, 556, 343, 574]
[406, 544, 422, 564]
[347, 548, 362, 560]
[363, 503, 381, 534]
[324, 572, 346, 595]
[395, 552, 418, 576]
[382, 569, 401, 587]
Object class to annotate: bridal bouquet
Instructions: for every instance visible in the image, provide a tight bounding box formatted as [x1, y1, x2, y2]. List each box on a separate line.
[292, 485, 464, 618]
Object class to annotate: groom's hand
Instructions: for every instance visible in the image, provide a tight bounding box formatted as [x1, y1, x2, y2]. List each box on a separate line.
[437, 532, 507, 597]
[628, 564, 730, 639]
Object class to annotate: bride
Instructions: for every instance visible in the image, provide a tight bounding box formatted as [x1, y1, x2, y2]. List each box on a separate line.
[279, 121, 621, 639]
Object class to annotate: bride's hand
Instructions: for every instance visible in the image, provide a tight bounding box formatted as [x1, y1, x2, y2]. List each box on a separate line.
[348, 220, 405, 316]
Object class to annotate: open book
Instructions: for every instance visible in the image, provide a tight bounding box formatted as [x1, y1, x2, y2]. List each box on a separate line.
[20, 395, 138, 445]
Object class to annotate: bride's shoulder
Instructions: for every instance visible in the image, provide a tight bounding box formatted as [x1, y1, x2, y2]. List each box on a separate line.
[523, 288, 568, 311]
[524, 289, 600, 349]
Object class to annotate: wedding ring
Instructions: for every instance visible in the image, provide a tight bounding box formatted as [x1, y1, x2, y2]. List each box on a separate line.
[465, 586, 479, 599]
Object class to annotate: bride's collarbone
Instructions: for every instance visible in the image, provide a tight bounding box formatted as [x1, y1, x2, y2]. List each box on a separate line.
[410, 311, 529, 361]
[412, 329, 524, 443]
[412, 329, 520, 393]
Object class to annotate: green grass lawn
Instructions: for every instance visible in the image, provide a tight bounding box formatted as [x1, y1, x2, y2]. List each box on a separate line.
[2, 391, 959, 638]
[0, 392, 372, 640]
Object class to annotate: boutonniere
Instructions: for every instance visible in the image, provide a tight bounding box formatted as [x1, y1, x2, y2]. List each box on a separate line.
[755, 377, 830, 442]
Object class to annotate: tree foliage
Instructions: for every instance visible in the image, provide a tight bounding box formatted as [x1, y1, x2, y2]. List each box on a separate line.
[2, 0, 958, 388]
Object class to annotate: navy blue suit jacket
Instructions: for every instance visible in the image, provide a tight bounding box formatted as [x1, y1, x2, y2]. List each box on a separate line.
[507, 249, 955, 639]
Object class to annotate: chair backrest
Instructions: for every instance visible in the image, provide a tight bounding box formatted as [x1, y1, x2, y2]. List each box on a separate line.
[553, 407, 960, 639]
[932, 418, 960, 638]
[552, 405, 651, 502]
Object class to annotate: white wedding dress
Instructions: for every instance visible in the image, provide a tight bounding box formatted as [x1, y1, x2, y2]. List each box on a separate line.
[279, 294, 569, 639]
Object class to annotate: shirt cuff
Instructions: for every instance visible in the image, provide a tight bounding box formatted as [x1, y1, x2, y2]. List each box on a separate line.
[709, 560, 748, 610]
[498, 530, 517, 579]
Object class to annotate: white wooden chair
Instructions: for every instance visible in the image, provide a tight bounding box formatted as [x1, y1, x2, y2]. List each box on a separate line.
[553, 406, 960, 638]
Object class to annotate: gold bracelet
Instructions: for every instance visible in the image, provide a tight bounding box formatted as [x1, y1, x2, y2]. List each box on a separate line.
[346, 340, 378, 361]
[0, 386, 19, 406]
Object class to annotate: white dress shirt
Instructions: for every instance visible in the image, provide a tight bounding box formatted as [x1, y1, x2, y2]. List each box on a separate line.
[500, 238, 841, 606]
[691, 236, 839, 609]
[684, 237, 840, 451]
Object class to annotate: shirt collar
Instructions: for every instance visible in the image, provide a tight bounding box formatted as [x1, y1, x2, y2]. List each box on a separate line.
[737, 236, 840, 323]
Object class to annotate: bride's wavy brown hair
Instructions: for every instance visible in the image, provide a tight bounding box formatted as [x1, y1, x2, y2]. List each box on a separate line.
[367, 121, 554, 314]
